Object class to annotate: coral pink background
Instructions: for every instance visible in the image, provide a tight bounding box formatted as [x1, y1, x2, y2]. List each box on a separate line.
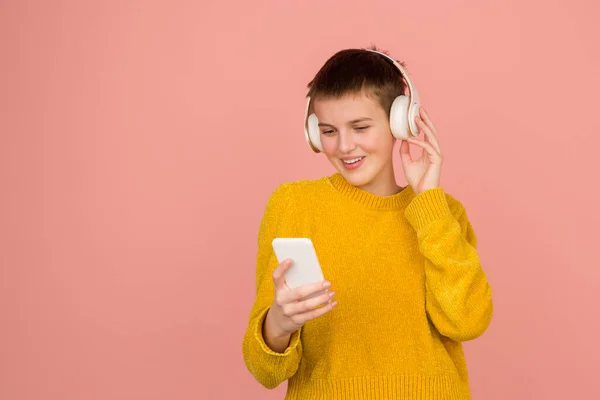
[1, 0, 598, 398]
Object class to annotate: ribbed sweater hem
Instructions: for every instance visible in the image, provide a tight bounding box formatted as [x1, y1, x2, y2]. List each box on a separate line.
[285, 374, 470, 400]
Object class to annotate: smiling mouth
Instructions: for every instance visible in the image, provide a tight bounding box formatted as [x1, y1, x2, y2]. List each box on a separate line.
[341, 157, 365, 165]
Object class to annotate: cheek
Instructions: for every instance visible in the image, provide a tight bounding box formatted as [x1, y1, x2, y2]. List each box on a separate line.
[320, 136, 337, 154]
[363, 129, 393, 153]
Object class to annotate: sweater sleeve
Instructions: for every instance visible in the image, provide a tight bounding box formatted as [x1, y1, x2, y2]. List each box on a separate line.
[404, 187, 493, 342]
[242, 183, 303, 389]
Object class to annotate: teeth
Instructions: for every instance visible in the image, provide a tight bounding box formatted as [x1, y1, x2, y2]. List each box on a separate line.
[342, 157, 363, 164]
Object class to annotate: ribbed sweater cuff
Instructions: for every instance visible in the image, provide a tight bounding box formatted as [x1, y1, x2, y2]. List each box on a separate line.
[404, 188, 453, 232]
[253, 306, 302, 357]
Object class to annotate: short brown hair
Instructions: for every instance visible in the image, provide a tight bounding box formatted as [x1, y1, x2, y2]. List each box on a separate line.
[306, 45, 407, 117]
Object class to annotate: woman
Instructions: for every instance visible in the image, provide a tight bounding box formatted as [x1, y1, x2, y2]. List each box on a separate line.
[242, 46, 494, 399]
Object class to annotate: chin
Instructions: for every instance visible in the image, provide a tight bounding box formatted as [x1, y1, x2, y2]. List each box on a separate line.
[345, 175, 372, 189]
[336, 163, 375, 188]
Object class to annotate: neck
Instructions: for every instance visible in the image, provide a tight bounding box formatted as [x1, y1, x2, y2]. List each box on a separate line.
[357, 166, 403, 197]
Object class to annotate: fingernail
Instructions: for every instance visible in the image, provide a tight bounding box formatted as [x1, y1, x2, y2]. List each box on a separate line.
[323, 281, 331, 288]
[328, 291, 335, 297]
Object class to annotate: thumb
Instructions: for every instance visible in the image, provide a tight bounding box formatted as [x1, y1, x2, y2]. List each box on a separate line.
[273, 258, 293, 291]
[399, 140, 411, 168]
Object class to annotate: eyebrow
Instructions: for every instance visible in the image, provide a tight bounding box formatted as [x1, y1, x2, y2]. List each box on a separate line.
[318, 117, 373, 128]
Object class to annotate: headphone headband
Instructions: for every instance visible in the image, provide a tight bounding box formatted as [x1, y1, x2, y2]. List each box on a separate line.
[364, 49, 420, 108]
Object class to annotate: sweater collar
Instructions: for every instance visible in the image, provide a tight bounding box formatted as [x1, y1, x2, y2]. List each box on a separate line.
[326, 173, 415, 210]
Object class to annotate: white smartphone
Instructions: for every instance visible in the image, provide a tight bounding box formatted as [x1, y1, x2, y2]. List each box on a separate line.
[271, 237, 326, 300]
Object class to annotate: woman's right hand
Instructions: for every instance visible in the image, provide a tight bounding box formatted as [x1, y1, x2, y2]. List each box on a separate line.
[265, 258, 336, 341]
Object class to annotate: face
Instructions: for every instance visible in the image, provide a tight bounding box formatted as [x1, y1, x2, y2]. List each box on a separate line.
[313, 91, 397, 195]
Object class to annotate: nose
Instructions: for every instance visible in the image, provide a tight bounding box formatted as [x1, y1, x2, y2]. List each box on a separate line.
[337, 129, 357, 153]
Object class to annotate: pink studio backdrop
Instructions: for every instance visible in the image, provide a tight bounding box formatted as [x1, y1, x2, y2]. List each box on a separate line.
[1, 0, 598, 399]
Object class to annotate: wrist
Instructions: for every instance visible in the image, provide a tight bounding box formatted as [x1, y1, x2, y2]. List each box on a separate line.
[265, 307, 289, 338]
[263, 308, 292, 353]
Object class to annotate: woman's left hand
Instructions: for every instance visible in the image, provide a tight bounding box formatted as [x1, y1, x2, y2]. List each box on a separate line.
[399, 107, 443, 196]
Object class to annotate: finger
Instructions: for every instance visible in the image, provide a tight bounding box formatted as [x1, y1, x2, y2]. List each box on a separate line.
[405, 136, 427, 161]
[291, 299, 337, 324]
[407, 138, 441, 162]
[281, 279, 331, 303]
[415, 116, 441, 155]
[419, 106, 437, 133]
[399, 139, 411, 158]
[417, 107, 439, 142]
[398, 139, 413, 168]
[272, 259, 293, 291]
[283, 290, 335, 316]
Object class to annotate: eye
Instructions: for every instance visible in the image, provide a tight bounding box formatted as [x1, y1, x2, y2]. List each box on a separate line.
[355, 126, 369, 131]
[321, 130, 334, 135]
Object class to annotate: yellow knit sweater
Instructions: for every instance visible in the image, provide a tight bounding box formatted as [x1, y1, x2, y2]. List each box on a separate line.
[242, 173, 493, 399]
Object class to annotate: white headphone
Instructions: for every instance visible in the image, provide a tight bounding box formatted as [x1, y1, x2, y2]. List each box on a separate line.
[303, 49, 421, 153]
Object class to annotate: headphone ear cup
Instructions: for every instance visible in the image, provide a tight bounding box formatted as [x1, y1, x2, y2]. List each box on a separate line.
[389, 95, 410, 140]
[307, 113, 323, 152]
[407, 103, 421, 137]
